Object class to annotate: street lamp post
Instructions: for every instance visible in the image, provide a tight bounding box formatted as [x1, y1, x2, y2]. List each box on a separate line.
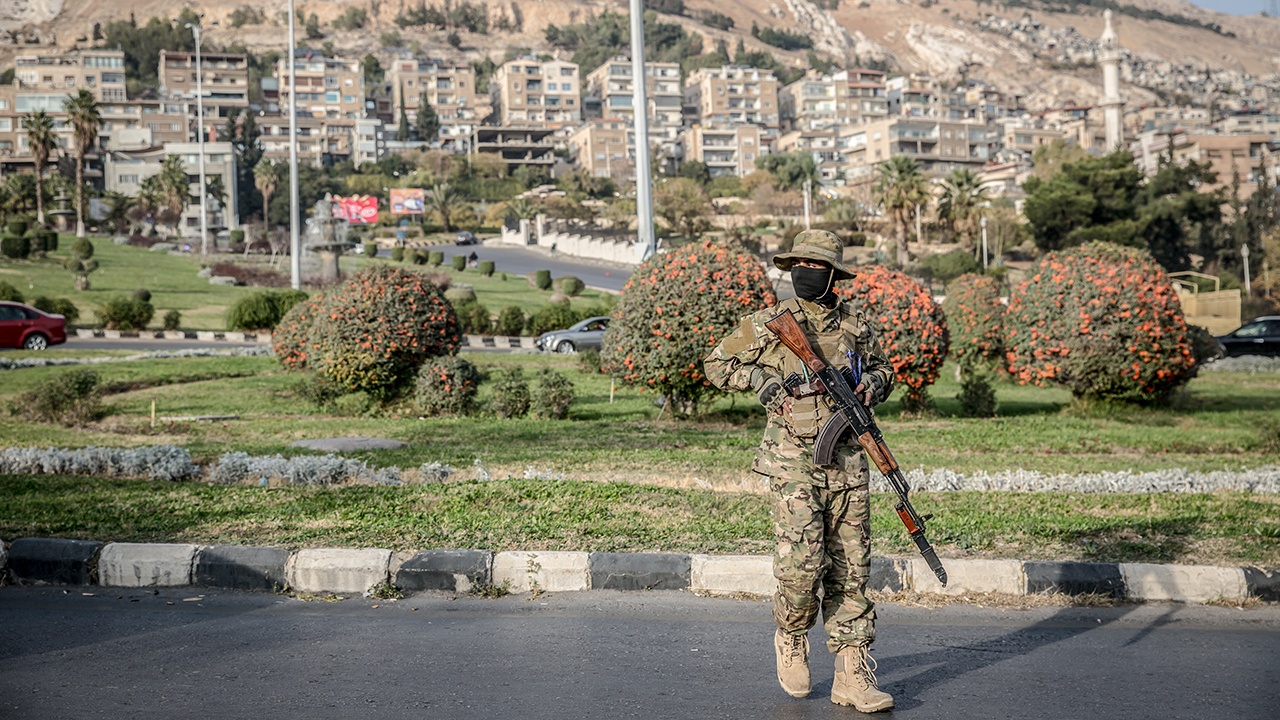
[980, 214, 989, 270]
[1242, 243, 1251, 295]
[185, 22, 210, 255]
[802, 178, 812, 230]
[287, 0, 301, 290]
[628, 0, 655, 259]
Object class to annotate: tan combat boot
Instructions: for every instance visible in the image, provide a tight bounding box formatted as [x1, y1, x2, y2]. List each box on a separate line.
[831, 644, 894, 712]
[773, 629, 811, 698]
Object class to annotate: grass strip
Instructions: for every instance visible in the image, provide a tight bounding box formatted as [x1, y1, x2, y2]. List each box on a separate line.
[0, 475, 1275, 567]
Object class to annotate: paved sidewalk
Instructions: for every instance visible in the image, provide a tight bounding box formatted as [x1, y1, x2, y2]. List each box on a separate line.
[3, 537, 1276, 604]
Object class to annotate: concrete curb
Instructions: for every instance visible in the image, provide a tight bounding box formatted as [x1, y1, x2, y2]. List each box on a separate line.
[74, 328, 273, 344]
[2, 538, 1275, 605]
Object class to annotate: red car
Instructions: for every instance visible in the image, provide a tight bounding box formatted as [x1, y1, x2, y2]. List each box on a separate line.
[0, 301, 67, 350]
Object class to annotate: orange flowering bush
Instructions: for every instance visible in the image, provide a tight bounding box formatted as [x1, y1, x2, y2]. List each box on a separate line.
[273, 293, 324, 371]
[835, 266, 949, 411]
[943, 273, 1005, 370]
[1004, 241, 1196, 402]
[601, 239, 776, 415]
[306, 266, 461, 401]
[414, 356, 481, 415]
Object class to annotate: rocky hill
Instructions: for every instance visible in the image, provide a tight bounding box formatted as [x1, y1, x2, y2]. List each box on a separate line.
[3, 0, 1278, 112]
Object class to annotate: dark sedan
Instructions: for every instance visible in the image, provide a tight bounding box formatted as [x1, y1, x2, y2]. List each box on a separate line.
[0, 301, 67, 350]
[536, 316, 610, 354]
[1216, 316, 1280, 358]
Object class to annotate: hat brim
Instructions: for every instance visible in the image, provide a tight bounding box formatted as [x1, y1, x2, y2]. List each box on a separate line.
[773, 252, 857, 281]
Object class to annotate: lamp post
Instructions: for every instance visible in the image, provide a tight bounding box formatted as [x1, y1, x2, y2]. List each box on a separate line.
[628, 0, 655, 259]
[802, 177, 812, 230]
[980, 214, 989, 270]
[185, 22, 210, 255]
[1242, 243, 1251, 295]
[287, 0, 301, 290]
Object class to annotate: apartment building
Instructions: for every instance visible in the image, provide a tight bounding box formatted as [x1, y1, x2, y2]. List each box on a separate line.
[388, 57, 490, 148]
[491, 58, 580, 129]
[567, 117, 634, 182]
[680, 124, 763, 178]
[837, 118, 992, 182]
[584, 58, 683, 137]
[1173, 133, 1277, 198]
[775, 128, 843, 182]
[158, 50, 250, 119]
[965, 86, 1025, 123]
[684, 67, 780, 139]
[1127, 105, 1213, 135]
[354, 118, 386, 166]
[1039, 106, 1111, 152]
[258, 115, 356, 166]
[1215, 112, 1280, 137]
[780, 69, 889, 132]
[104, 141, 239, 237]
[886, 75, 968, 121]
[997, 118, 1067, 157]
[275, 52, 366, 120]
[471, 126, 556, 171]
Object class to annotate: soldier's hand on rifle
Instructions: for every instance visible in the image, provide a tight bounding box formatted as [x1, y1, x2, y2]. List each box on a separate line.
[854, 375, 883, 407]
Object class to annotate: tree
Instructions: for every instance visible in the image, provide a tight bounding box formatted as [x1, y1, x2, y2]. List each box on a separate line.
[936, 168, 990, 251]
[397, 86, 411, 142]
[678, 159, 710, 184]
[416, 94, 440, 142]
[653, 178, 711, 239]
[425, 182, 466, 232]
[254, 159, 279, 228]
[206, 175, 228, 225]
[600, 238, 776, 416]
[156, 154, 190, 238]
[1022, 150, 1143, 253]
[22, 111, 58, 227]
[755, 151, 818, 191]
[362, 54, 385, 85]
[63, 89, 102, 238]
[101, 191, 134, 234]
[873, 155, 927, 266]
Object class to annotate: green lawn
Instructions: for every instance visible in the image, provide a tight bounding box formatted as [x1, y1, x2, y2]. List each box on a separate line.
[0, 237, 611, 330]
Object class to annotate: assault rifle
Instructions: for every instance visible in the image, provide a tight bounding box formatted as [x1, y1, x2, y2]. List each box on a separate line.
[764, 309, 948, 586]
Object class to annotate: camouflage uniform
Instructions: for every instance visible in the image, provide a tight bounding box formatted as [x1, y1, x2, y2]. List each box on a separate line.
[703, 247, 894, 654]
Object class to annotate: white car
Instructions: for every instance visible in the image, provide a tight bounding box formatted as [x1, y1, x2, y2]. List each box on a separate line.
[536, 316, 611, 354]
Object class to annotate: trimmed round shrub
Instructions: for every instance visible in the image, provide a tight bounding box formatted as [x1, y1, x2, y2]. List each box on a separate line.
[920, 249, 981, 285]
[528, 303, 580, 336]
[478, 260, 495, 277]
[1, 233, 30, 259]
[363, 241, 378, 258]
[489, 366, 531, 418]
[453, 300, 493, 335]
[305, 265, 461, 400]
[0, 281, 23, 303]
[39, 229, 58, 254]
[1004, 241, 1196, 402]
[31, 296, 80, 323]
[273, 294, 325, 371]
[98, 296, 155, 331]
[451, 254, 466, 271]
[428, 251, 444, 267]
[532, 369, 575, 419]
[163, 309, 182, 332]
[133, 288, 152, 302]
[601, 239, 777, 414]
[444, 285, 476, 303]
[70, 237, 94, 260]
[7, 219, 29, 237]
[229, 229, 246, 245]
[834, 266, 950, 413]
[410, 249, 428, 265]
[496, 305, 525, 336]
[943, 273, 1005, 371]
[227, 289, 309, 331]
[390, 246, 406, 262]
[530, 269, 552, 290]
[414, 356, 481, 416]
[555, 276, 585, 297]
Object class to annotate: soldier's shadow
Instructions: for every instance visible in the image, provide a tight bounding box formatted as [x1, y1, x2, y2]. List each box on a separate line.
[810, 604, 1148, 713]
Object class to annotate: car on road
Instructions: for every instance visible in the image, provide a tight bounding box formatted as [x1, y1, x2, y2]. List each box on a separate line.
[0, 301, 67, 350]
[455, 231, 477, 245]
[1215, 316, 1280, 358]
[536, 316, 610, 354]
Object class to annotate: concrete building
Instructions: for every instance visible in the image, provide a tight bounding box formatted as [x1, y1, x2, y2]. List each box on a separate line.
[158, 50, 250, 119]
[680, 124, 763, 178]
[276, 52, 366, 120]
[781, 69, 890, 131]
[684, 67, 780, 140]
[568, 117, 634, 183]
[1128, 105, 1213, 136]
[837, 118, 993, 182]
[354, 118, 386, 167]
[104, 141, 238, 237]
[1173, 134, 1277, 198]
[1215, 112, 1280, 137]
[886, 75, 968, 121]
[258, 115, 355, 166]
[471, 126, 556, 171]
[491, 58, 580, 129]
[388, 57, 490, 150]
[583, 57, 683, 157]
[998, 118, 1067, 157]
[775, 128, 843, 182]
[11, 49, 127, 103]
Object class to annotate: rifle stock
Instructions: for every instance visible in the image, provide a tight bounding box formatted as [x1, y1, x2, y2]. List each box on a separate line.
[764, 309, 948, 586]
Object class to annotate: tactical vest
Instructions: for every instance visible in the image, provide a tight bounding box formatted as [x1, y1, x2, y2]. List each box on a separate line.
[768, 298, 869, 439]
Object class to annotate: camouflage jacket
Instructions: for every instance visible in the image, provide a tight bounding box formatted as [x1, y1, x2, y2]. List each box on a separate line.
[703, 296, 895, 487]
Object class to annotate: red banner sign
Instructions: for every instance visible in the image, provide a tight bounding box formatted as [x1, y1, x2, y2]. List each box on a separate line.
[332, 196, 379, 225]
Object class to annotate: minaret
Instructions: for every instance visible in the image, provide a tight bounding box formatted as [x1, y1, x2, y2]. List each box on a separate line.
[1098, 9, 1124, 150]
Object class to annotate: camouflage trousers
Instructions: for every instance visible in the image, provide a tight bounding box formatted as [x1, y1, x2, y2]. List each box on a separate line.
[770, 477, 875, 652]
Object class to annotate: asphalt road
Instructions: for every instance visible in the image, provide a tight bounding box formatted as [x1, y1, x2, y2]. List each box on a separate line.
[1, 587, 1275, 720]
[393, 241, 634, 293]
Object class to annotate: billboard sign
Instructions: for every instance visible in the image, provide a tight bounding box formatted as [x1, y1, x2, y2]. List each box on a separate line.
[390, 188, 425, 215]
[332, 196, 379, 225]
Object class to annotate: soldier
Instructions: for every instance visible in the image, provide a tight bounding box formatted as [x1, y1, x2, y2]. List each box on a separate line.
[703, 230, 896, 712]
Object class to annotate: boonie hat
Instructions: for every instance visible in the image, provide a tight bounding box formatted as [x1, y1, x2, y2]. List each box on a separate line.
[772, 229, 856, 281]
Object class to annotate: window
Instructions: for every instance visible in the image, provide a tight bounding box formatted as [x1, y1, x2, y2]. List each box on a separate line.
[326, 91, 340, 103]
[0, 119, 9, 132]
[118, 174, 139, 184]
[560, 68, 573, 76]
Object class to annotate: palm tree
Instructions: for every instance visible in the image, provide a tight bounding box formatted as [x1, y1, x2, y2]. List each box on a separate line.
[253, 159, 278, 227]
[22, 110, 58, 227]
[100, 191, 134, 235]
[63, 89, 102, 237]
[936, 168, 990, 251]
[425, 182, 466, 232]
[156, 154, 191, 238]
[873, 155, 927, 266]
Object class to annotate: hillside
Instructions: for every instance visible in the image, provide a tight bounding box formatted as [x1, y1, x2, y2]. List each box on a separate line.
[2, 0, 1278, 112]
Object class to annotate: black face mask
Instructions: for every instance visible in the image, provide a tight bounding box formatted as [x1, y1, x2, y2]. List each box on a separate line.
[792, 265, 835, 304]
